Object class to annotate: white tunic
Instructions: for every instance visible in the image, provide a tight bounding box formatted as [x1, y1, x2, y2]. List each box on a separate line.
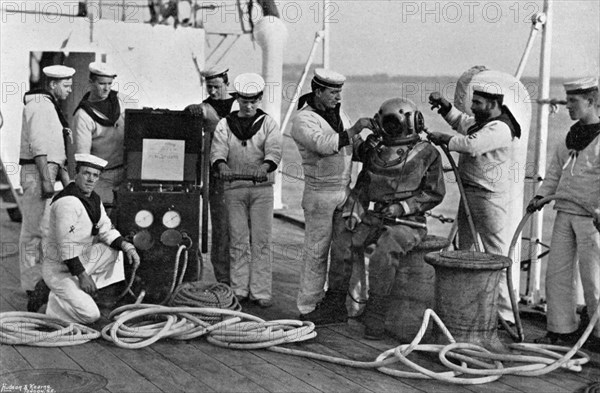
[42, 194, 124, 324]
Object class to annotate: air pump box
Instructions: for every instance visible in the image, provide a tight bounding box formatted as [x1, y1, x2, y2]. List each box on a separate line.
[115, 108, 205, 303]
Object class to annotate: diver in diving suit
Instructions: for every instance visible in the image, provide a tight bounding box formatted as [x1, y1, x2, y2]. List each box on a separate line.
[301, 98, 446, 339]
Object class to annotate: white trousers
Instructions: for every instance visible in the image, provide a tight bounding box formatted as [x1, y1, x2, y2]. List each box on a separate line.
[546, 211, 600, 338]
[19, 164, 58, 291]
[458, 188, 520, 323]
[297, 188, 348, 314]
[44, 245, 124, 324]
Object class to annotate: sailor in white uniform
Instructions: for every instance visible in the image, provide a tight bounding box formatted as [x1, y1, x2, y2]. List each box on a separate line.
[42, 154, 140, 324]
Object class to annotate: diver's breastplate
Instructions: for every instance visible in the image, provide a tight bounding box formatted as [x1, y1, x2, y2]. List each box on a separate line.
[364, 142, 427, 202]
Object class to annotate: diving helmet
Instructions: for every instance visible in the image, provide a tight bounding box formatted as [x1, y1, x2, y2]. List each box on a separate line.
[374, 98, 424, 145]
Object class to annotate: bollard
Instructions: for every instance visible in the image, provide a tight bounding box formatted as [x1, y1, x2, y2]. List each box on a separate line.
[425, 250, 511, 352]
[386, 235, 450, 342]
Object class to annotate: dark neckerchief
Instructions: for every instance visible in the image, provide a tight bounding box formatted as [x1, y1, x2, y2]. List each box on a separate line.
[23, 89, 69, 128]
[297, 92, 344, 133]
[74, 90, 121, 127]
[203, 97, 236, 119]
[226, 109, 267, 143]
[566, 120, 600, 151]
[466, 108, 521, 139]
[52, 182, 102, 236]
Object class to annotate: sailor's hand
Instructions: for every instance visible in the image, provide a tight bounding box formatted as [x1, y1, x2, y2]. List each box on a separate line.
[41, 179, 55, 199]
[218, 163, 234, 181]
[382, 203, 405, 219]
[252, 164, 269, 183]
[63, 127, 73, 144]
[428, 92, 451, 114]
[526, 195, 545, 214]
[428, 132, 453, 146]
[347, 117, 375, 139]
[122, 241, 140, 269]
[186, 104, 204, 117]
[78, 272, 97, 296]
[593, 208, 600, 233]
[58, 166, 70, 187]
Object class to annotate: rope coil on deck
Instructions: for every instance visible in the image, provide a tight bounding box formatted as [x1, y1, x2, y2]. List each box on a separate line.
[0, 312, 100, 346]
[101, 305, 316, 350]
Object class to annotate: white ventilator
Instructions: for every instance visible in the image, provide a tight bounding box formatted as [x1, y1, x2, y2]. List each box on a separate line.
[254, 16, 288, 210]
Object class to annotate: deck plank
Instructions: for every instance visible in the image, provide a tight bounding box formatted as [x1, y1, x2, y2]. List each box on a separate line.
[296, 341, 426, 393]
[154, 340, 268, 393]
[62, 341, 162, 393]
[250, 347, 374, 393]
[102, 342, 212, 393]
[229, 361, 322, 393]
[15, 346, 83, 371]
[0, 345, 31, 372]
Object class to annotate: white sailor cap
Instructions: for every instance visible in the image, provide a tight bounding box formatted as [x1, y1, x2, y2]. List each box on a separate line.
[233, 73, 265, 99]
[75, 154, 108, 171]
[42, 65, 76, 79]
[89, 62, 117, 78]
[472, 83, 504, 100]
[202, 66, 229, 81]
[564, 77, 599, 94]
[313, 68, 346, 89]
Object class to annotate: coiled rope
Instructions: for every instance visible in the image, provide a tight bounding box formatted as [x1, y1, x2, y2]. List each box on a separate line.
[169, 282, 241, 322]
[96, 304, 593, 385]
[100, 305, 316, 350]
[0, 312, 100, 346]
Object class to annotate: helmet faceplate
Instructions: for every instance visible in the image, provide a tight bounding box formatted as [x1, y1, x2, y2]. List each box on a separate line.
[375, 98, 424, 145]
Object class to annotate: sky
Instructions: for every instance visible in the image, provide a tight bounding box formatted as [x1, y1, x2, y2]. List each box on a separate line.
[210, 0, 600, 78]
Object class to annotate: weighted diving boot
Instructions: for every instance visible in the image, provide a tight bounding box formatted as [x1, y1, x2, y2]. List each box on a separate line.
[299, 290, 348, 326]
[362, 294, 389, 340]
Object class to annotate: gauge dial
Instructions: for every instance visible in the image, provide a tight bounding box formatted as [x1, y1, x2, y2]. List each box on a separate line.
[162, 210, 181, 228]
[134, 210, 154, 228]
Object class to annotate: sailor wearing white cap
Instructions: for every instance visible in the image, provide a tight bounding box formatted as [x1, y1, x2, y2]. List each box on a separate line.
[210, 73, 282, 307]
[42, 153, 140, 324]
[291, 68, 375, 317]
[528, 77, 600, 347]
[73, 62, 137, 210]
[19, 65, 75, 310]
[185, 66, 238, 285]
[428, 81, 525, 325]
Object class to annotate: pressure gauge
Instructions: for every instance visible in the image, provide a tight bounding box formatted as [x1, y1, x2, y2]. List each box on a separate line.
[134, 210, 154, 228]
[162, 210, 181, 228]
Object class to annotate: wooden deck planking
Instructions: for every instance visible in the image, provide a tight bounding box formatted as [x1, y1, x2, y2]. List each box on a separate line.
[103, 344, 213, 393]
[62, 342, 163, 393]
[154, 340, 269, 393]
[249, 348, 371, 393]
[0, 345, 31, 372]
[229, 360, 323, 393]
[297, 341, 426, 393]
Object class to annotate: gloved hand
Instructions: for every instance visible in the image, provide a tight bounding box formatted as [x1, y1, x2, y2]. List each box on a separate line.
[345, 216, 359, 231]
[526, 195, 545, 213]
[382, 203, 405, 219]
[428, 132, 453, 146]
[429, 92, 451, 114]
